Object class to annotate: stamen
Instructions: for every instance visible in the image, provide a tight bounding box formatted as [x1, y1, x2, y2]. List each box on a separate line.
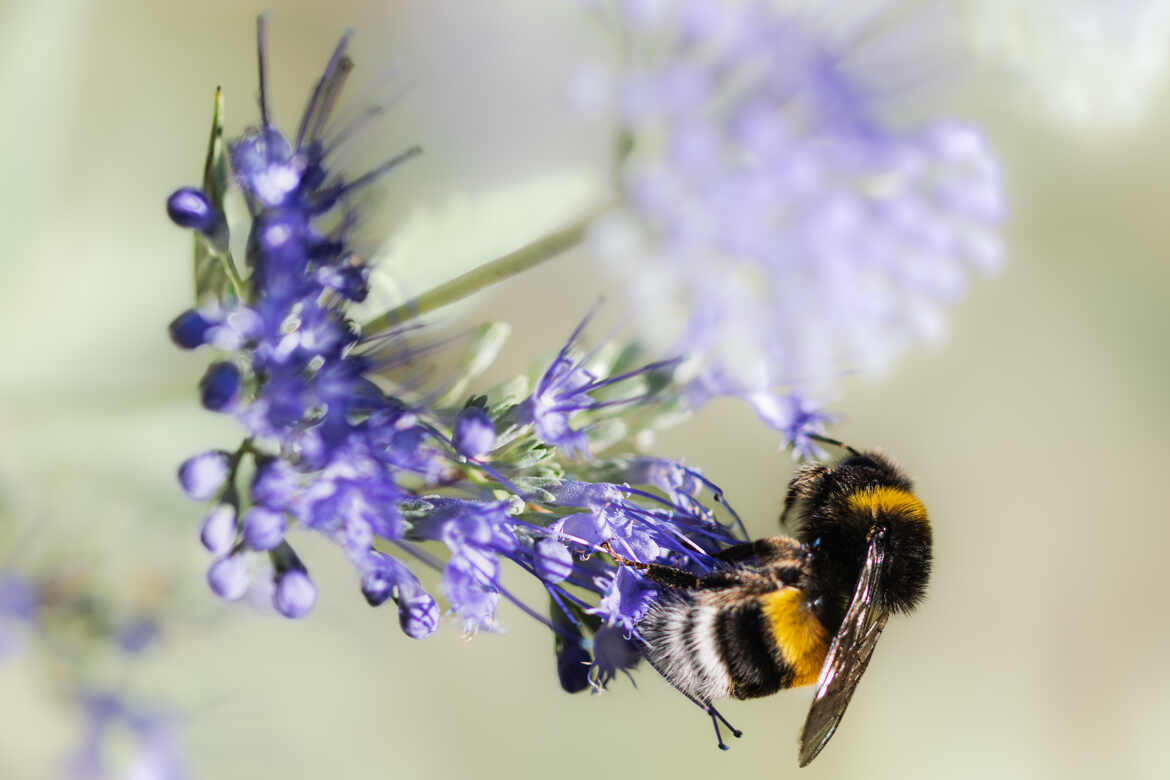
[338, 145, 423, 196]
[295, 30, 354, 149]
[306, 53, 354, 145]
[256, 15, 272, 129]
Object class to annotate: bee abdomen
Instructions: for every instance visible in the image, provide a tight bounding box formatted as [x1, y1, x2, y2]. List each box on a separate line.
[714, 602, 791, 699]
[641, 591, 798, 701]
[640, 593, 733, 702]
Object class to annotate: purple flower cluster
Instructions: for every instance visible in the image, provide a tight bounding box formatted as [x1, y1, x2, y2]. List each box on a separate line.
[588, 0, 1006, 434]
[0, 564, 181, 778]
[64, 692, 183, 780]
[169, 20, 741, 691]
[171, 26, 439, 619]
[0, 571, 38, 659]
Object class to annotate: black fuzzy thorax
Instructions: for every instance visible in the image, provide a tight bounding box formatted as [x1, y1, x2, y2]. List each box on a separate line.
[791, 452, 931, 633]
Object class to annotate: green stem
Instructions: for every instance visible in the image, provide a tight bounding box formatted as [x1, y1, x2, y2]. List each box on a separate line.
[363, 213, 596, 335]
[221, 252, 248, 303]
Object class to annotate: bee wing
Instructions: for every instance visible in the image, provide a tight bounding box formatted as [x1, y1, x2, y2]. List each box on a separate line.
[797, 530, 891, 767]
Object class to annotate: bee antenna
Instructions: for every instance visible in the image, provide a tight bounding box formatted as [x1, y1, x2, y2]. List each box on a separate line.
[806, 433, 860, 457]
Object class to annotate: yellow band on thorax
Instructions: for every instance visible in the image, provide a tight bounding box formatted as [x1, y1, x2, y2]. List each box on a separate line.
[847, 486, 928, 523]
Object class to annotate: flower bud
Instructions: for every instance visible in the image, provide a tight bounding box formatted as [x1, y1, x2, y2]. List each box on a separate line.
[200, 504, 237, 553]
[243, 506, 286, 551]
[398, 590, 439, 639]
[360, 569, 393, 607]
[166, 187, 222, 234]
[199, 362, 242, 411]
[452, 406, 496, 458]
[178, 451, 231, 500]
[251, 458, 300, 510]
[168, 309, 217, 350]
[273, 569, 317, 618]
[556, 635, 592, 694]
[207, 555, 249, 600]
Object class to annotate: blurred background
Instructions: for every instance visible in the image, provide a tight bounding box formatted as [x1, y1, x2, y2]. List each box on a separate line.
[1, 0, 1168, 778]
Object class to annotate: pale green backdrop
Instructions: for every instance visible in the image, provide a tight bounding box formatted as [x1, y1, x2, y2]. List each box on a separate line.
[1, 1, 1168, 778]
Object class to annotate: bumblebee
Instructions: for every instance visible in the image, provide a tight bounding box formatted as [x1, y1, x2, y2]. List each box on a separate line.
[608, 441, 932, 765]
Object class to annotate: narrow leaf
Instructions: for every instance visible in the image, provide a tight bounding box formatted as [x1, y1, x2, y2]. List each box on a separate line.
[193, 87, 244, 305]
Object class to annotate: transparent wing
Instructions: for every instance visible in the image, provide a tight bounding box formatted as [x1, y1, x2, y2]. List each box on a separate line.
[798, 529, 891, 767]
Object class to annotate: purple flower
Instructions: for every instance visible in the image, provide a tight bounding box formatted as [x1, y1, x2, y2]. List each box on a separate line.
[443, 555, 501, 634]
[242, 506, 286, 551]
[168, 308, 218, 350]
[515, 314, 680, 457]
[620, 457, 703, 503]
[177, 451, 230, 500]
[410, 499, 519, 632]
[251, 458, 301, 510]
[273, 569, 317, 618]
[589, 1, 1006, 400]
[360, 552, 439, 638]
[748, 392, 835, 460]
[64, 691, 185, 780]
[166, 21, 750, 672]
[395, 590, 440, 639]
[452, 406, 497, 458]
[166, 187, 221, 236]
[199, 504, 236, 553]
[590, 625, 641, 689]
[0, 573, 38, 621]
[534, 539, 574, 584]
[0, 573, 38, 660]
[590, 566, 657, 632]
[168, 22, 444, 618]
[116, 617, 160, 655]
[207, 555, 250, 601]
[298, 452, 406, 548]
[552, 479, 724, 568]
[199, 361, 241, 411]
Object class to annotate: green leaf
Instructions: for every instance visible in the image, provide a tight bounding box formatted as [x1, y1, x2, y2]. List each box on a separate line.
[487, 374, 530, 411]
[193, 87, 244, 306]
[586, 418, 627, 454]
[435, 322, 511, 408]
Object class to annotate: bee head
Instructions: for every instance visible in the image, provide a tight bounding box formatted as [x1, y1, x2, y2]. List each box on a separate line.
[848, 487, 932, 614]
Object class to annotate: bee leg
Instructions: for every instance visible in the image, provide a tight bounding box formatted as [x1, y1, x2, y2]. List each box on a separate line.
[633, 562, 704, 589]
[708, 708, 729, 751]
[715, 537, 803, 565]
[642, 651, 743, 749]
[705, 700, 742, 749]
[600, 541, 704, 589]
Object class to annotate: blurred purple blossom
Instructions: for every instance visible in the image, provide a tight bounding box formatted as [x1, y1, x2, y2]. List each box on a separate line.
[64, 692, 184, 780]
[589, 0, 1006, 408]
[0, 572, 38, 660]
